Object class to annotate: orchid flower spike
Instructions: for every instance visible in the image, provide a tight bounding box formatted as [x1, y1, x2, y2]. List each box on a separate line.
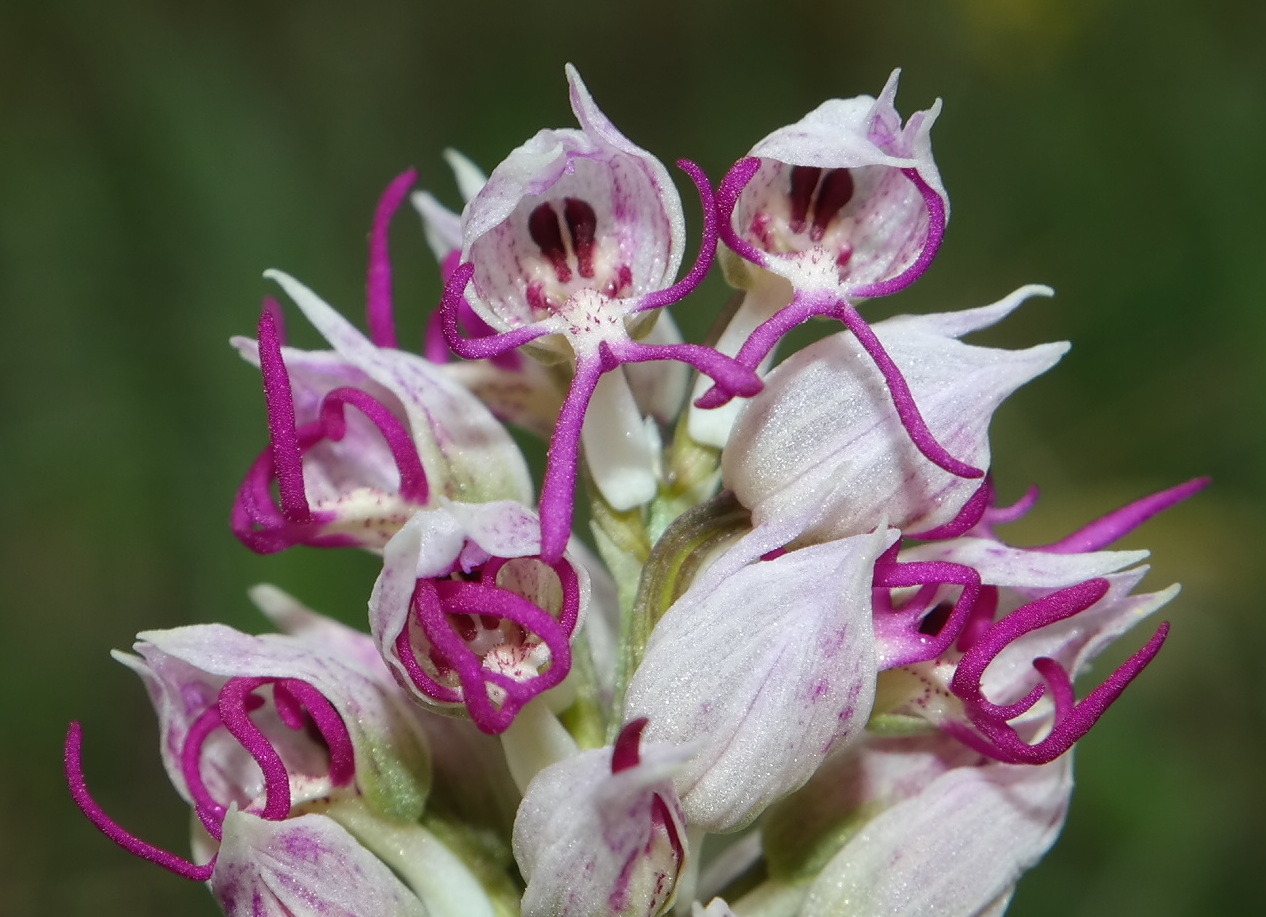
[439, 65, 760, 561]
[700, 70, 975, 479]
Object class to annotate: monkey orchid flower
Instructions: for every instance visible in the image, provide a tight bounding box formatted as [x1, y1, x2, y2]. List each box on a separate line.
[64, 609, 441, 916]
[700, 70, 974, 479]
[370, 500, 590, 734]
[415, 151, 689, 442]
[439, 65, 759, 561]
[883, 502, 1180, 765]
[232, 272, 532, 554]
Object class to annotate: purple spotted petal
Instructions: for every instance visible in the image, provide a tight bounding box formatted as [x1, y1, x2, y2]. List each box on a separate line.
[460, 65, 683, 334]
[723, 68, 947, 295]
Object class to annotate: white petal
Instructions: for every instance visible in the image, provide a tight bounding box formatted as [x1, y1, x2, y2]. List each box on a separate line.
[625, 528, 896, 831]
[723, 287, 1067, 540]
[582, 366, 659, 511]
[801, 756, 1072, 917]
[444, 147, 487, 202]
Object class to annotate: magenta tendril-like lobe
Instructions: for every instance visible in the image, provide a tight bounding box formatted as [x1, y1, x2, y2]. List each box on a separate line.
[65, 722, 216, 883]
[634, 160, 720, 314]
[395, 556, 582, 734]
[914, 479, 994, 541]
[258, 305, 309, 525]
[981, 485, 1041, 529]
[317, 387, 430, 505]
[366, 169, 418, 350]
[716, 157, 767, 268]
[440, 261, 550, 361]
[66, 677, 356, 881]
[696, 288, 982, 479]
[1041, 477, 1210, 554]
[947, 579, 1170, 764]
[846, 167, 946, 300]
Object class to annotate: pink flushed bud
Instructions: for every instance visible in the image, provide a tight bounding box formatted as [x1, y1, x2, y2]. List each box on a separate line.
[798, 739, 1072, 917]
[702, 70, 982, 479]
[439, 64, 759, 562]
[370, 500, 590, 734]
[513, 719, 688, 917]
[722, 287, 1066, 546]
[65, 613, 433, 893]
[624, 525, 896, 832]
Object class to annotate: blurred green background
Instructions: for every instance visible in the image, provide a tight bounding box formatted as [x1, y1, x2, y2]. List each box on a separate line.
[2, 1, 1262, 914]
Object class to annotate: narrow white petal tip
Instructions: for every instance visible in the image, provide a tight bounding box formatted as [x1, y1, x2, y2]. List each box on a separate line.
[443, 148, 487, 202]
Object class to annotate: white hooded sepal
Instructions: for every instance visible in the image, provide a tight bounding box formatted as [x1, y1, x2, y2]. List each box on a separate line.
[209, 807, 429, 917]
[799, 754, 1072, 917]
[624, 526, 897, 832]
[513, 743, 689, 917]
[722, 285, 1066, 541]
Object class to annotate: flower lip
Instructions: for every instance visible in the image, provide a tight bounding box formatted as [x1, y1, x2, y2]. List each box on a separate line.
[65, 722, 216, 882]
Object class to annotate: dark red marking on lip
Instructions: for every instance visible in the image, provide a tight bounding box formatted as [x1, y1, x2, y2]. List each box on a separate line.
[563, 198, 598, 279]
[788, 166, 821, 235]
[528, 203, 572, 283]
[810, 169, 855, 242]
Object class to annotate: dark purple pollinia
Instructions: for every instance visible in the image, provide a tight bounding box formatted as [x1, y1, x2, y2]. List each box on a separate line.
[67, 66, 1202, 917]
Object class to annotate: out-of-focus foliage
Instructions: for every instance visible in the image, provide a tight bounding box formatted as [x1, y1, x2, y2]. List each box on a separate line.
[1, 1, 1260, 914]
